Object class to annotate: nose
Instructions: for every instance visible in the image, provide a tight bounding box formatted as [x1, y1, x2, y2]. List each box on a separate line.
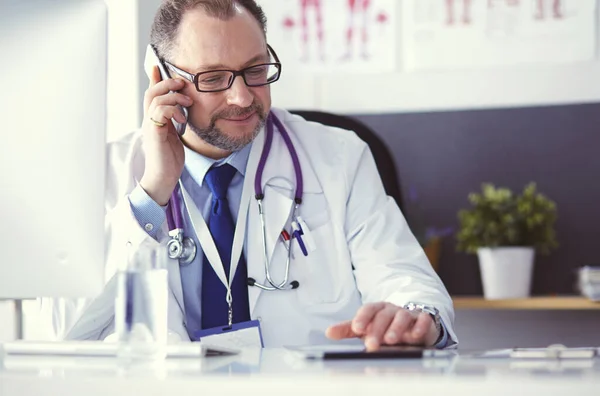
[226, 75, 253, 108]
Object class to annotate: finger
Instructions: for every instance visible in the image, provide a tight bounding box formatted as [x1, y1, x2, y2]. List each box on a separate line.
[325, 320, 359, 340]
[363, 305, 398, 351]
[148, 105, 186, 129]
[351, 302, 386, 336]
[150, 92, 193, 111]
[150, 64, 161, 86]
[384, 309, 417, 346]
[157, 105, 187, 125]
[402, 312, 433, 346]
[144, 66, 162, 111]
[144, 78, 186, 113]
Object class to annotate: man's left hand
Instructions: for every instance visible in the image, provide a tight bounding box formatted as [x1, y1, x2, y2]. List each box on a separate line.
[325, 302, 440, 351]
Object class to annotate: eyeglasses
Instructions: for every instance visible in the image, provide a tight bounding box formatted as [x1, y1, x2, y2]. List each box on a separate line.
[163, 44, 282, 93]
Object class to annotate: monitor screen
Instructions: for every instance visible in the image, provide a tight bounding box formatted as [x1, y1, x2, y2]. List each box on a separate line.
[0, 0, 107, 299]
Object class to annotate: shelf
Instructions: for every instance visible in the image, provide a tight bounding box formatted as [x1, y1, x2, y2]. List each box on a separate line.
[453, 296, 600, 310]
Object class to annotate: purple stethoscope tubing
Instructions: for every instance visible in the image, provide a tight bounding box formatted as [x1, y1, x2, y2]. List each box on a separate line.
[167, 190, 184, 231]
[166, 112, 304, 285]
[255, 113, 303, 203]
[250, 112, 303, 291]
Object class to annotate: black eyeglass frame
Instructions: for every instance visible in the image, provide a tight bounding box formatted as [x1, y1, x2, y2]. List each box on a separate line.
[162, 44, 282, 93]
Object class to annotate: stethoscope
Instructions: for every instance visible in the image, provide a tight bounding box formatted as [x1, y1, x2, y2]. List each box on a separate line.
[166, 113, 303, 291]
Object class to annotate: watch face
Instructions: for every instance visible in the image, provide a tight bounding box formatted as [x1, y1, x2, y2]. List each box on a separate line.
[404, 303, 439, 319]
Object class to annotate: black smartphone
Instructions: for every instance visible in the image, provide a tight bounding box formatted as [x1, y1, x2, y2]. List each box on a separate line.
[146, 44, 188, 136]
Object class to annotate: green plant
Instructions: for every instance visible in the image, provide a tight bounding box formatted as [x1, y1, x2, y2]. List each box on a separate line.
[456, 182, 558, 254]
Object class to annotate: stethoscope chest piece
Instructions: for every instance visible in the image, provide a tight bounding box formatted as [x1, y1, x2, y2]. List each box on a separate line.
[167, 235, 197, 266]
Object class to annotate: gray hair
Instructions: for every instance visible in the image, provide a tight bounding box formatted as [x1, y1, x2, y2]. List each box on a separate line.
[150, 0, 267, 61]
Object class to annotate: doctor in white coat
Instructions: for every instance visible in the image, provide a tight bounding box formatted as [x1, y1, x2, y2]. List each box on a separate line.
[50, 0, 457, 350]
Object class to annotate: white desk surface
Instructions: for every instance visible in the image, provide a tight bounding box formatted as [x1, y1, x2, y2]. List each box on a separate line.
[1, 348, 599, 396]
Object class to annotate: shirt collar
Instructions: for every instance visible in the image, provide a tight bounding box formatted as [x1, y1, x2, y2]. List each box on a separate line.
[183, 139, 253, 187]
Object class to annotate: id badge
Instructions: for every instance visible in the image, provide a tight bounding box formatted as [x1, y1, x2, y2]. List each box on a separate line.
[194, 320, 264, 349]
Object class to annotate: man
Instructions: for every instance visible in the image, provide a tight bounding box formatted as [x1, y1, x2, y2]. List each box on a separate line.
[54, 0, 457, 350]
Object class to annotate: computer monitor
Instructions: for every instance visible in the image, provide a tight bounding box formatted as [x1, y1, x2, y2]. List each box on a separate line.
[0, 0, 107, 299]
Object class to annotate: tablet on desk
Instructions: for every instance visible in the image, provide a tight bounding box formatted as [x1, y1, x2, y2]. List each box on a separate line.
[287, 345, 455, 360]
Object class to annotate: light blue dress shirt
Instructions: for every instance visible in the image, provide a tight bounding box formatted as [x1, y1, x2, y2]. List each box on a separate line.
[127, 142, 450, 347]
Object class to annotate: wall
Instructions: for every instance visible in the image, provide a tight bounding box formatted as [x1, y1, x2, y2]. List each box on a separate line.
[351, 102, 599, 295]
[270, 1, 600, 115]
[106, 1, 600, 141]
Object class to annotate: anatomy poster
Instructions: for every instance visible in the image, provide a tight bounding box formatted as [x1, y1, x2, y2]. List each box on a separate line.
[402, 0, 597, 70]
[259, 0, 397, 73]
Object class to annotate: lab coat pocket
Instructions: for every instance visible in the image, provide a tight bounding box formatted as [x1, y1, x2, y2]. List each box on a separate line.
[291, 213, 343, 306]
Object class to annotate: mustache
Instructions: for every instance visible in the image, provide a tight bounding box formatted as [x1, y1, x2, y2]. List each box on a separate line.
[214, 103, 264, 120]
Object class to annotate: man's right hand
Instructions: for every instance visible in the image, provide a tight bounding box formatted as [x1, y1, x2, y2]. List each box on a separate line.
[139, 65, 193, 206]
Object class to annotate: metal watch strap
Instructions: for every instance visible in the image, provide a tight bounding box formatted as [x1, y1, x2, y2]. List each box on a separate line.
[403, 302, 443, 345]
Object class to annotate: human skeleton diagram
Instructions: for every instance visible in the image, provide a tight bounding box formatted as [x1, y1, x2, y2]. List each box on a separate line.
[535, 0, 563, 19]
[341, 0, 372, 60]
[446, 0, 562, 26]
[445, 0, 472, 25]
[285, 0, 389, 63]
[298, 0, 325, 61]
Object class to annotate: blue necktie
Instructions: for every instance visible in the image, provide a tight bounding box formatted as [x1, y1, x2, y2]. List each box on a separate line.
[201, 163, 251, 329]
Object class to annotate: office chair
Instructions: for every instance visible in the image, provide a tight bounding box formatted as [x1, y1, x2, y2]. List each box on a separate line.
[289, 110, 403, 211]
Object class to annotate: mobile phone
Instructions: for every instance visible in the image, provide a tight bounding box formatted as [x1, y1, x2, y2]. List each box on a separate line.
[145, 44, 188, 136]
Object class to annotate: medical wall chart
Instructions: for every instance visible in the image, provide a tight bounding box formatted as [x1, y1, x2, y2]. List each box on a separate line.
[402, 0, 596, 71]
[258, 0, 397, 73]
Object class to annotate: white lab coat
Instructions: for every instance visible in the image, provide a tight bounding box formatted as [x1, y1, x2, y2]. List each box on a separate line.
[45, 107, 457, 347]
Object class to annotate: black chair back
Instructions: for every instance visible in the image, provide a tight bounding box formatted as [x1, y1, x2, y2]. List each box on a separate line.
[289, 110, 403, 211]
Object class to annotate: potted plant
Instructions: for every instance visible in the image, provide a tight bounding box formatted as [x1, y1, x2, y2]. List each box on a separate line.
[456, 182, 558, 299]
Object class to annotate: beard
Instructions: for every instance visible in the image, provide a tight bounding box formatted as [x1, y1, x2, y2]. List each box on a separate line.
[188, 102, 267, 152]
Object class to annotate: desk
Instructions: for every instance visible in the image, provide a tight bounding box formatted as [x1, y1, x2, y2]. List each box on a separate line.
[1, 348, 599, 396]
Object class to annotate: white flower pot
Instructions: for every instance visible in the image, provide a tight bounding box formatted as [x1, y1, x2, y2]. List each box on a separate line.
[477, 247, 535, 299]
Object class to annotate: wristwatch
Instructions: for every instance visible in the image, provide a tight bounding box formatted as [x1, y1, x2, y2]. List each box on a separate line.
[403, 302, 443, 344]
